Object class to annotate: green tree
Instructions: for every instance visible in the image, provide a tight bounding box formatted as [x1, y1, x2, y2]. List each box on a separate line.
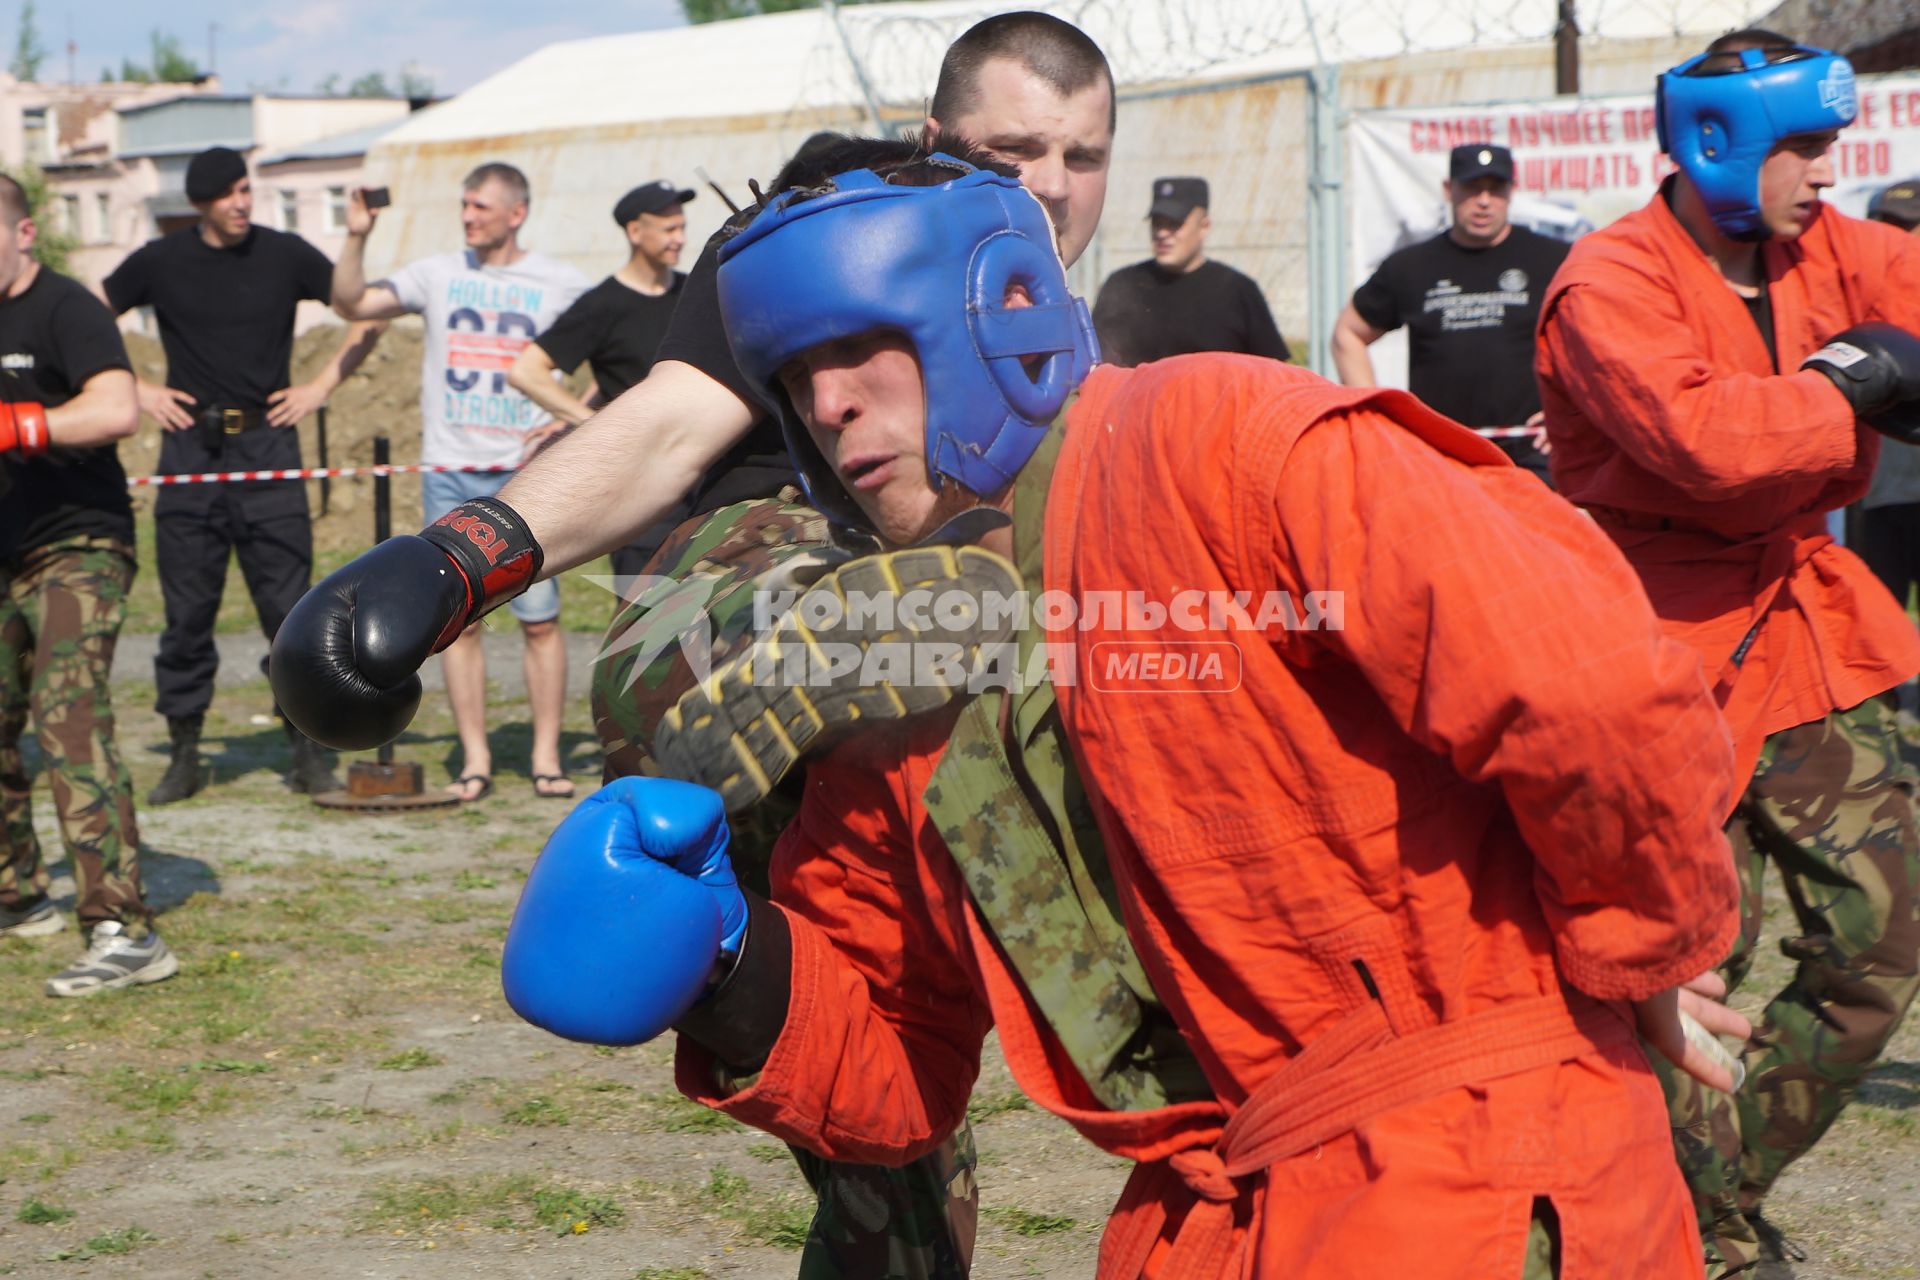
[10, 0, 46, 81]
[11, 163, 74, 274]
[313, 65, 433, 98]
[397, 63, 434, 98]
[118, 29, 201, 83]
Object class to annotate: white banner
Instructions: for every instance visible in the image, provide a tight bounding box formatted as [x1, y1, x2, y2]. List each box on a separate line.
[1345, 75, 1920, 385]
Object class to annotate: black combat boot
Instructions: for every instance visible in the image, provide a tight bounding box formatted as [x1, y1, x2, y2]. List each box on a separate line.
[147, 713, 205, 805]
[284, 723, 343, 795]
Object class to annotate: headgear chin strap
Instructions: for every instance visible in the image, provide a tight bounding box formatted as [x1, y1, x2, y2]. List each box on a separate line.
[1657, 44, 1857, 241]
[715, 157, 1099, 531]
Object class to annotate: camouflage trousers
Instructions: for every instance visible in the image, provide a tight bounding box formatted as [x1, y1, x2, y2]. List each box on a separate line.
[1657, 696, 1920, 1277]
[590, 492, 979, 1279]
[0, 537, 147, 927]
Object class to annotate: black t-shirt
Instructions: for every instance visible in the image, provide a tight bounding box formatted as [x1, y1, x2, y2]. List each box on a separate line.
[1091, 259, 1291, 368]
[652, 231, 798, 515]
[0, 268, 136, 562]
[1350, 226, 1570, 428]
[103, 225, 332, 411]
[535, 272, 687, 404]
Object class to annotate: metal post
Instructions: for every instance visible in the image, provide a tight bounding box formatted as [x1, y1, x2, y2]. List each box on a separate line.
[1299, 1, 1345, 378]
[373, 434, 393, 768]
[1305, 62, 1344, 378]
[316, 405, 330, 518]
[1555, 0, 1581, 97]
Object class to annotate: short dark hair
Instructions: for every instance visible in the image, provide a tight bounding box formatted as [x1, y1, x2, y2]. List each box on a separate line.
[929, 12, 1115, 133]
[463, 162, 530, 209]
[0, 173, 28, 224]
[764, 134, 1014, 204]
[1696, 28, 1805, 73]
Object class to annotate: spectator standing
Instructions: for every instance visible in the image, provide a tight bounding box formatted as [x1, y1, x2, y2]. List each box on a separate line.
[331, 162, 589, 801]
[1536, 34, 1920, 1276]
[1091, 176, 1290, 366]
[1332, 144, 1569, 487]
[103, 146, 374, 805]
[509, 180, 694, 580]
[0, 172, 178, 995]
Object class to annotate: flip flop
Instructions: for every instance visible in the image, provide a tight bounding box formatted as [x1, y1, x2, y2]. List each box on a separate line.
[447, 773, 493, 802]
[532, 773, 576, 799]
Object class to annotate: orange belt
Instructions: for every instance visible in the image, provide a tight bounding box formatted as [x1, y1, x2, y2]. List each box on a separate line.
[1097, 992, 1626, 1279]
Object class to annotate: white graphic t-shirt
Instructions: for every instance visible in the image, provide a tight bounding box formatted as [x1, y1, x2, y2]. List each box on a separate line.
[382, 250, 590, 468]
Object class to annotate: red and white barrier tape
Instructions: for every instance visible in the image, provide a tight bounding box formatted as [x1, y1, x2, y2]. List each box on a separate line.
[127, 462, 516, 487]
[1471, 426, 1541, 440]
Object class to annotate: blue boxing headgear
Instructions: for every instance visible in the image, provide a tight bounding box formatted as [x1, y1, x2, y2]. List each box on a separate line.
[715, 157, 1098, 531]
[1657, 43, 1857, 241]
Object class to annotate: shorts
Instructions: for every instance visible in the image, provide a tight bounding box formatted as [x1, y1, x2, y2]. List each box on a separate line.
[422, 467, 560, 625]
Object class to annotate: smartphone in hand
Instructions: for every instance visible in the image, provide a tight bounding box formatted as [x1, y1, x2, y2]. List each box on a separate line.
[363, 187, 392, 210]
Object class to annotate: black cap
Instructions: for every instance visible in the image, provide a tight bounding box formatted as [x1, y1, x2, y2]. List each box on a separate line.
[1147, 176, 1208, 221]
[613, 180, 696, 225]
[1449, 144, 1514, 185]
[185, 146, 248, 203]
[1869, 179, 1920, 232]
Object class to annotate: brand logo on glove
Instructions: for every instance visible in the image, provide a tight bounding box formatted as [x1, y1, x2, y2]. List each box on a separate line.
[434, 511, 507, 564]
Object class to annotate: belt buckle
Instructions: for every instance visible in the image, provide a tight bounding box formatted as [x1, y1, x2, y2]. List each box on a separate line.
[220, 408, 247, 434]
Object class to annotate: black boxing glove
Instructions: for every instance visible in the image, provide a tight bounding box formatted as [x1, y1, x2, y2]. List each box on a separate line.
[1802, 323, 1920, 443]
[270, 497, 543, 750]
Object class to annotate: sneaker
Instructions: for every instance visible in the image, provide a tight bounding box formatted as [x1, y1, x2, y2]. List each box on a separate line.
[1750, 1208, 1808, 1279]
[0, 897, 64, 939]
[653, 544, 1023, 811]
[45, 921, 180, 997]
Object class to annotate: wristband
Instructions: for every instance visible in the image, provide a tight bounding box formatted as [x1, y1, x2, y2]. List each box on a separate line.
[417, 496, 545, 650]
[1, 401, 49, 456]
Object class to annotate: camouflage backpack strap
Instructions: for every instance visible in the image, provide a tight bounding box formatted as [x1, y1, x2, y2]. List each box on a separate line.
[925, 419, 1209, 1112]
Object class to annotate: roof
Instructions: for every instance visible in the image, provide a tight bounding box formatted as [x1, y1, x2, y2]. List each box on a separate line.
[378, 0, 1776, 148]
[256, 118, 409, 167]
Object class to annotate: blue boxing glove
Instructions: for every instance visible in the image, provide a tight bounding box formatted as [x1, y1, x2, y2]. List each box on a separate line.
[502, 777, 747, 1045]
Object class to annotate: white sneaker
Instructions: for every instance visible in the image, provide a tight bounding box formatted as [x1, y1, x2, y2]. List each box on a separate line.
[0, 898, 64, 938]
[45, 922, 180, 997]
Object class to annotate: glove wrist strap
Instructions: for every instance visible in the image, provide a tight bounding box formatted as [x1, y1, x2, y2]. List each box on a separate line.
[676, 891, 791, 1074]
[418, 496, 545, 649]
[6, 403, 48, 456]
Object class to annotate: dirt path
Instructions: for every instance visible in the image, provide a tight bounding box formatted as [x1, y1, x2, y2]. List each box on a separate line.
[0, 674, 1915, 1279]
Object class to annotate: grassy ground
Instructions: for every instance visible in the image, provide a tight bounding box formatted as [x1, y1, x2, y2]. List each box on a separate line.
[0, 683, 1119, 1279]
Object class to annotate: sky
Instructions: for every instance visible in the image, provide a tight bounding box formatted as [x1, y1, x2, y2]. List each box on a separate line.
[16, 0, 690, 96]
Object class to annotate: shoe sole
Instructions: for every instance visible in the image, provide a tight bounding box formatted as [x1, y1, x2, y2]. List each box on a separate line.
[653, 545, 1022, 812]
[0, 909, 64, 939]
[45, 948, 181, 998]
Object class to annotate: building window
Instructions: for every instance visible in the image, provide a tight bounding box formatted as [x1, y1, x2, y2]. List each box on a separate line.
[325, 187, 348, 234]
[279, 189, 299, 233]
[60, 194, 79, 236]
[22, 108, 47, 162]
[95, 193, 111, 242]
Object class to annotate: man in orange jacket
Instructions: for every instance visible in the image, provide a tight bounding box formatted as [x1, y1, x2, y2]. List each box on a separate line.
[503, 143, 1750, 1277]
[1537, 30, 1920, 1279]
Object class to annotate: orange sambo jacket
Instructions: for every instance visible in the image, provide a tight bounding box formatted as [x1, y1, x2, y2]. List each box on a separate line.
[680, 357, 1741, 1278]
[1537, 189, 1920, 783]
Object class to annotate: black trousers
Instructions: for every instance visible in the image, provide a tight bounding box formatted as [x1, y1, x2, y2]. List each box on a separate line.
[152, 480, 312, 720]
[1859, 502, 1920, 613]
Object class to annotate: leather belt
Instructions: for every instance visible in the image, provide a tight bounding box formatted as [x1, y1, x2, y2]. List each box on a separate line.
[198, 407, 267, 433]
